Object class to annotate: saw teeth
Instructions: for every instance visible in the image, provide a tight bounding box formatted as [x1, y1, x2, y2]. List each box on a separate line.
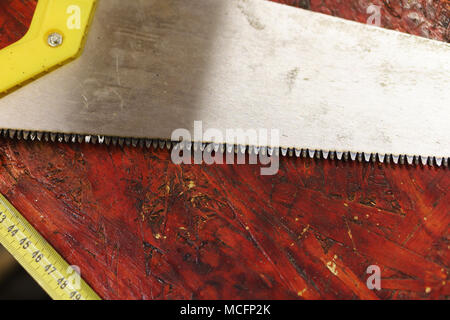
[392, 155, 399, 164]
[329, 151, 336, 160]
[288, 149, 294, 157]
[0, 131, 446, 168]
[299, 149, 305, 158]
[357, 153, 363, 162]
[406, 155, 413, 165]
[399, 155, 406, 165]
[258, 146, 265, 156]
[420, 156, 427, 166]
[343, 152, 349, 161]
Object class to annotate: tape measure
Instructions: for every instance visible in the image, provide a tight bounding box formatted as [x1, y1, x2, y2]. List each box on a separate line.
[0, 194, 101, 300]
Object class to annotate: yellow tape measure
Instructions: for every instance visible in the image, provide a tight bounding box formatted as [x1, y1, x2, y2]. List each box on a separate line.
[0, 194, 101, 300]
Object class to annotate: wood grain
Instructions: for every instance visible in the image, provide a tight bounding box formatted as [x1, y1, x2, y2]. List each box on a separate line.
[0, 0, 448, 300]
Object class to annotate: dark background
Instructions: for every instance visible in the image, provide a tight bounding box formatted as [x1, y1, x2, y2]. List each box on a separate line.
[0, 246, 49, 300]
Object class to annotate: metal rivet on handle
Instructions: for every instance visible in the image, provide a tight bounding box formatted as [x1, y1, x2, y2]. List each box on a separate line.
[47, 32, 63, 47]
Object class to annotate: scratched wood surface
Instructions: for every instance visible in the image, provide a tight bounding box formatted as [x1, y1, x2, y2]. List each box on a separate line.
[0, 0, 448, 300]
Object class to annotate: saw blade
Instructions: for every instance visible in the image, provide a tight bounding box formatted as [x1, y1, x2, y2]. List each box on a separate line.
[0, 0, 449, 166]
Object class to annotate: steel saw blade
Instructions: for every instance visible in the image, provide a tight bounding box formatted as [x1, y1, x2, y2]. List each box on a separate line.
[0, 0, 449, 165]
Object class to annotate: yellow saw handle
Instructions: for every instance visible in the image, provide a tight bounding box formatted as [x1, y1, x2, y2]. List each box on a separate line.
[0, 0, 97, 94]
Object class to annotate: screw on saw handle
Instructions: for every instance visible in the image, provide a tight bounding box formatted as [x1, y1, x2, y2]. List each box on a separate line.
[0, 0, 97, 94]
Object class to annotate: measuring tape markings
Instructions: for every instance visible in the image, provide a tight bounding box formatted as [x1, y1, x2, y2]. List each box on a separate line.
[0, 194, 100, 300]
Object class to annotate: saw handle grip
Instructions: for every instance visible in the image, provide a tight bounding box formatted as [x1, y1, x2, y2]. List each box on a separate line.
[0, 0, 96, 94]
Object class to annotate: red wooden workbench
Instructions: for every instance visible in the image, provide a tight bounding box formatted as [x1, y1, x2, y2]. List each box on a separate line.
[0, 0, 448, 299]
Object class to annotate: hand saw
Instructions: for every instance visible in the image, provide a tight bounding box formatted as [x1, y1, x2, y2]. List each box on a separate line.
[0, 0, 449, 166]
